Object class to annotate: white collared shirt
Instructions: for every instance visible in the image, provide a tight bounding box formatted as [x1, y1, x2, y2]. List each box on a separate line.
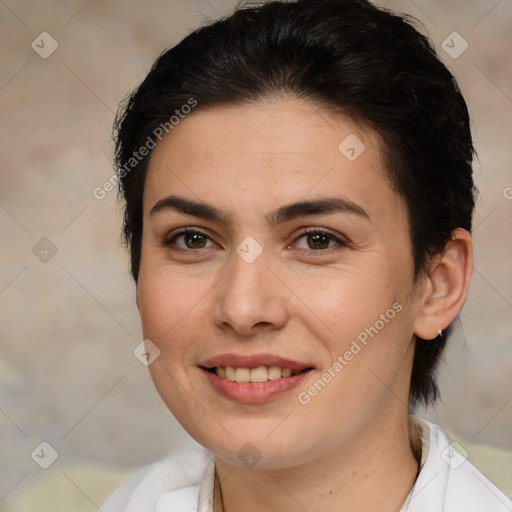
[102, 415, 512, 512]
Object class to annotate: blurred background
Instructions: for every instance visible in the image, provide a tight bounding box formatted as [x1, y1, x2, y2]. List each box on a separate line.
[1, 0, 511, 510]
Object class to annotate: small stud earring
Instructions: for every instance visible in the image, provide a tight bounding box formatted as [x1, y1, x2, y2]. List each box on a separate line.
[437, 329, 442, 338]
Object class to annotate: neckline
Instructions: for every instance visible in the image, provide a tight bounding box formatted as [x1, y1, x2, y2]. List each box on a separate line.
[205, 414, 429, 512]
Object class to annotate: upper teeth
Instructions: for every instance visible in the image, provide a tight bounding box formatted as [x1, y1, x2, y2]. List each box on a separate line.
[215, 366, 296, 382]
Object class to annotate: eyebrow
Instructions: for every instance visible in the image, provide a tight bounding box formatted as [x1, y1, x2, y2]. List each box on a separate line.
[149, 195, 370, 225]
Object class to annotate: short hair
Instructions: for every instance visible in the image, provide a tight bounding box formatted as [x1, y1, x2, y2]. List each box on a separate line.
[113, 0, 477, 407]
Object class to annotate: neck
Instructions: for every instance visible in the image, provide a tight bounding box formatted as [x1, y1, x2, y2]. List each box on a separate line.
[215, 407, 419, 512]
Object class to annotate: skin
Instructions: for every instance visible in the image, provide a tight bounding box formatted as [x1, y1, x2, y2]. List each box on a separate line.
[136, 97, 472, 511]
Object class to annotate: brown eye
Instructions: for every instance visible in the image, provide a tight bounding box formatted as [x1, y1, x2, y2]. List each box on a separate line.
[183, 232, 207, 249]
[306, 233, 331, 250]
[293, 229, 347, 252]
[164, 229, 214, 250]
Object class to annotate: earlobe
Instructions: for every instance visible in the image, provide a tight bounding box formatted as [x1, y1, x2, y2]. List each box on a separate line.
[413, 228, 473, 340]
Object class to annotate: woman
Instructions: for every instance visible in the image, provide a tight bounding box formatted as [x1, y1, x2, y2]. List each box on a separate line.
[103, 0, 512, 510]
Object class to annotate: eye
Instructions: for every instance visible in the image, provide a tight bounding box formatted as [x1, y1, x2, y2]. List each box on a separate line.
[292, 229, 348, 251]
[164, 229, 216, 250]
[163, 227, 348, 253]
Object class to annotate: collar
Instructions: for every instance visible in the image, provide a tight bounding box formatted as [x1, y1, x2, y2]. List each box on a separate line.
[198, 456, 223, 512]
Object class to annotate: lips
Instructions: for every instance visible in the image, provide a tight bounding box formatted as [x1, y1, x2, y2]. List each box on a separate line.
[199, 353, 314, 403]
[200, 353, 313, 373]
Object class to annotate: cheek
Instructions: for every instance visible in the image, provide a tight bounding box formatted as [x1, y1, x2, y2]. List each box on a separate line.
[292, 265, 398, 337]
[136, 268, 209, 355]
[291, 260, 415, 388]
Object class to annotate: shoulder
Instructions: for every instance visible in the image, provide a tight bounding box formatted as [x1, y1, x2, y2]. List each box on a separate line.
[101, 444, 212, 512]
[410, 416, 512, 511]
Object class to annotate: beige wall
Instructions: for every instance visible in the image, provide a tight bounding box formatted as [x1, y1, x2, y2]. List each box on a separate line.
[1, 0, 511, 509]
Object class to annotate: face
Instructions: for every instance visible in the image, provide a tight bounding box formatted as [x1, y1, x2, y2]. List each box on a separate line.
[137, 98, 422, 470]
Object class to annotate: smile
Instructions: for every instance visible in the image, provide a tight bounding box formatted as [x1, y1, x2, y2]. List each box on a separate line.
[212, 365, 304, 382]
[199, 354, 314, 403]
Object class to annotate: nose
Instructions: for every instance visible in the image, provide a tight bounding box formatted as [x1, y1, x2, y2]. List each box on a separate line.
[213, 250, 290, 337]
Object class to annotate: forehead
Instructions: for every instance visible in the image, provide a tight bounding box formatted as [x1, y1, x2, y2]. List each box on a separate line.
[149, 98, 380, 163]
[143, 98, 402, 224]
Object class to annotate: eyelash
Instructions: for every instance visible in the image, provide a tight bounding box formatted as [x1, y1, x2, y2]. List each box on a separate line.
[162, 227, 349, 254]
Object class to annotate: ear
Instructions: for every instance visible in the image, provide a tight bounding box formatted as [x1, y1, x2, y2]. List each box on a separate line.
[413, 228, 473, 340]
